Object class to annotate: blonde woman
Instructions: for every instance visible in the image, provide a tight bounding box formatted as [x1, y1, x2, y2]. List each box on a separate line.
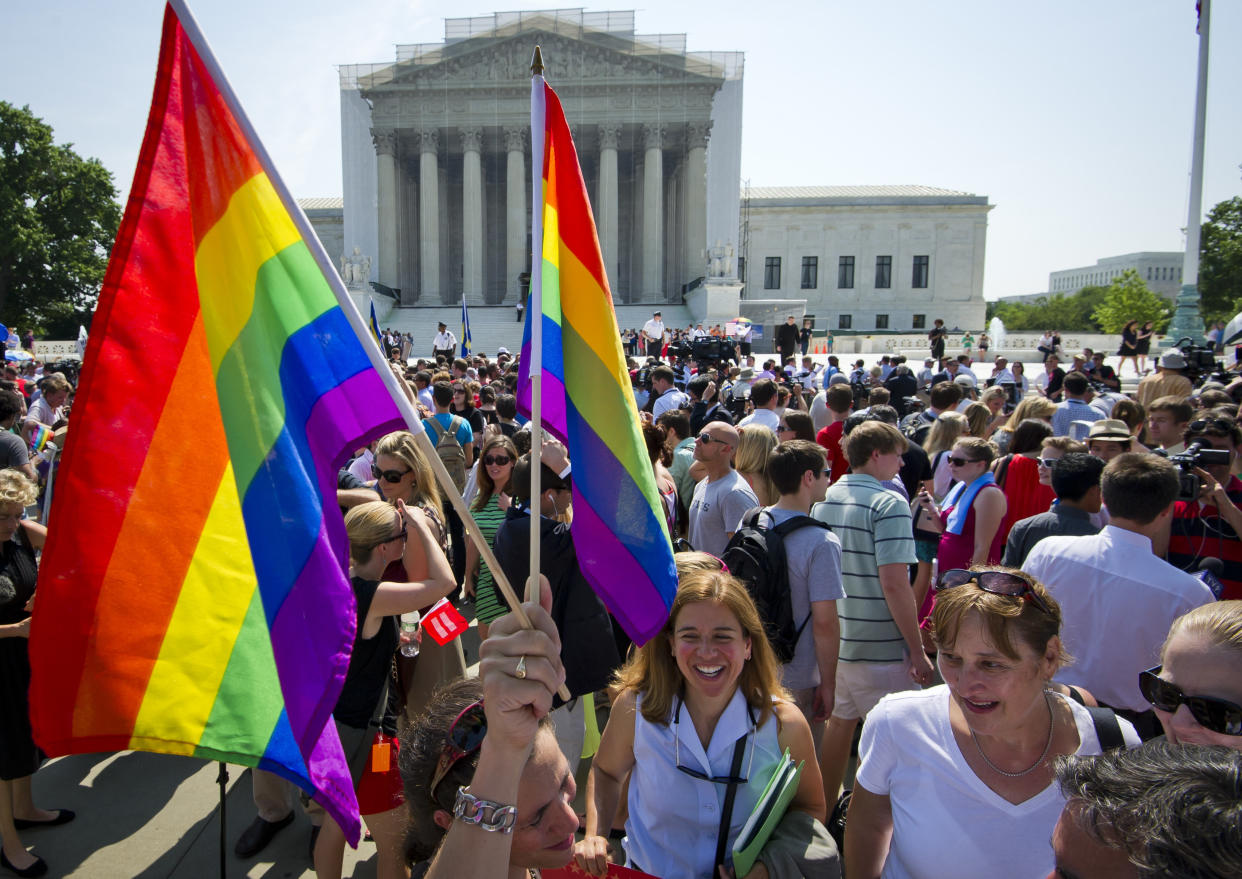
[576, 569, 830, 878]
[963, 402, 992, 440]
[978, 386, 1008, 437]
[1146, 601, 1242, 748]
[734, 424, 778, 506]
[0, 470, 58, 878]
[991, 397, 1056, 457]
[924, 411, 969, 501]
[314, 500, 456, 879]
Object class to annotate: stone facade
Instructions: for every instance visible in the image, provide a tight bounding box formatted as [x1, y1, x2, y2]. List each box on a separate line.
[742, 186, 991, 334]
[338, 10, 744, 307]
[1048, 251, 1184, 299]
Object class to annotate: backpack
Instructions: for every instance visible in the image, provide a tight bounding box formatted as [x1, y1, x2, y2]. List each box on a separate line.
[427, 415, 468, 492]
[720, 507, 831, 664]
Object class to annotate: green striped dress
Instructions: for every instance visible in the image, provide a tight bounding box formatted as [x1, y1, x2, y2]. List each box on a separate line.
[470, 493, 510, 624]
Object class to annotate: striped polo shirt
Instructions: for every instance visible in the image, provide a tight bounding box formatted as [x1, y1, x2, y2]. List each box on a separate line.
[812, 473, 916, 663]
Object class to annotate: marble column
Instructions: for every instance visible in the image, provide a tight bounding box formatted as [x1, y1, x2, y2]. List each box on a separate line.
[597, 123, 621, 291]
[504, 126, 526, 304]
[460, 127, 484, 304]
[641, 124, 665, 300]
[416, 130, 440, 303]
[684, 121, 711, 284]
[372, 128, 398, 289]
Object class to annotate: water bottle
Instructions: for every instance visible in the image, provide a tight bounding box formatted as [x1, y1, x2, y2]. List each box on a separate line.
[399, 612, 421, 658]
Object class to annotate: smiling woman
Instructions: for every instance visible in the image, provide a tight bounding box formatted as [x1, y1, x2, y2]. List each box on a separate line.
[843, 566, 1142, 879]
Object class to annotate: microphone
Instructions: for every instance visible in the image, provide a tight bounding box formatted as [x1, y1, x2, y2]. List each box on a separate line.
[1196, 558, 1225, 599]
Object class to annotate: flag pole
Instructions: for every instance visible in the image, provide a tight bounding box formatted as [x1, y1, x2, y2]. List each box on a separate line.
[527, 46, 546, 605]
[169, 0, 568, 702]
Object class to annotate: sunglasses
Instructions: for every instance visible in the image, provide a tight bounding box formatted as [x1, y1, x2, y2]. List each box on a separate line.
[372, 464, 412, 483]
[935, 568, 1053, 616]
[482, 454, 512, 467]
[429, 700, 488, 804]
[696, 433, 730, 446]
[777, 424, 791, 431]
[1189, 418, 1234, 435]
[1139, 667, 1242, 735]
[947, 456, 980, 467]
[1036, 457, 1059, 468]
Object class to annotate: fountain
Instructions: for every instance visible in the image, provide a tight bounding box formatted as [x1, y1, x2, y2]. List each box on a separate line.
[988, 316, 1007, 355]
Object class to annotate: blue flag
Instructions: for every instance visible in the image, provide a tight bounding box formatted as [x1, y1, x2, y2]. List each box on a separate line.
[369, 299, 382, 349]
[461, 298, 472, 357]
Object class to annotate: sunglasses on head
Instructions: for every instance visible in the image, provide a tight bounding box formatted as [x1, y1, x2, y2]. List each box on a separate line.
[1139, 667, 1242, 735]
[371, 464, 412, 483]
[947, 456, 979, 467]
[482, 454, 511, 467]
[429, 699, 488, 805]
[935, 568, 1053, 616]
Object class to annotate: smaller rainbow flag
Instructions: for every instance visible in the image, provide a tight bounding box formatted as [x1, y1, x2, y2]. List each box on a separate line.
[30, 425, 52, 453]
[517, 71, 677, 644]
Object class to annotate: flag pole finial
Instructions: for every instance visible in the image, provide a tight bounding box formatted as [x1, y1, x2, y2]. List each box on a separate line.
[531, 45, 544, 76]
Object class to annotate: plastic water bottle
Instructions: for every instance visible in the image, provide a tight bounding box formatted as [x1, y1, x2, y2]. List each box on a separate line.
[399, 612, 421, 658]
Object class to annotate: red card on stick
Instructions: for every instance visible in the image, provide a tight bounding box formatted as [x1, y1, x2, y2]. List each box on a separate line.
[543, 863, 658, 878]
[422, 598, 468, 645]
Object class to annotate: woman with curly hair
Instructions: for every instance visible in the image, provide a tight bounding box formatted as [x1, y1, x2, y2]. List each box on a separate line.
[0, 469, 66, 877]
[464, 434, 518, 639]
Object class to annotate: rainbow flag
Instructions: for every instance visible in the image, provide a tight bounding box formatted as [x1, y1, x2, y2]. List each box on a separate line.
[517, 74, 677, 644]
[27, 2, 406, 841]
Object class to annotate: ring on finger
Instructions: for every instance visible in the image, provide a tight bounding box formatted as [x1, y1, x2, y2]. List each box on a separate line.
[515, 655, 527, 679]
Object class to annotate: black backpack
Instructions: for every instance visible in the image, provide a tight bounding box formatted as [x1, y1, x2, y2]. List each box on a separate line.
[721, 507, 831, 663]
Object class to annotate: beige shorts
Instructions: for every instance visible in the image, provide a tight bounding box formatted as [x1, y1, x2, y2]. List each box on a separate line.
[831, 660, 916, 720]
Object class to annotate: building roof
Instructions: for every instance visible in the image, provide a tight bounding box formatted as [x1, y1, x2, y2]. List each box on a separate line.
[744, 185, 989, 207]
[298, 197, 344, 211]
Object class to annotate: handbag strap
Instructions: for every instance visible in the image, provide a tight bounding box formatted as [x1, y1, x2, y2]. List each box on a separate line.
[714, 733, 748, 872]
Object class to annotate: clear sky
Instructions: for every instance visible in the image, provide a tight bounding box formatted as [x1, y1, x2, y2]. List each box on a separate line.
[3, 0, 1239, 300]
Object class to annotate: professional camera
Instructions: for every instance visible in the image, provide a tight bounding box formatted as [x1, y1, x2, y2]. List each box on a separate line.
[1172, 337, 1230, 387]
[665, 340, 694, 362]
[1164, 441, 1232, 501]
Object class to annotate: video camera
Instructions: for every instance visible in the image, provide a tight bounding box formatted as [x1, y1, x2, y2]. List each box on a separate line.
[1172, 337, 1230, 387]
[1165, 440, 1232, 501]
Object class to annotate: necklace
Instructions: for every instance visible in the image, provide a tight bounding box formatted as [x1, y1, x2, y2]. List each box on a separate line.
[970, 691, 1055, 778]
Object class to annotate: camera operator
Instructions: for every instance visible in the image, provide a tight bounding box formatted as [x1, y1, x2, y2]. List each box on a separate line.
[686, 373, 734, 435]
[1166, 413, 1242, 600]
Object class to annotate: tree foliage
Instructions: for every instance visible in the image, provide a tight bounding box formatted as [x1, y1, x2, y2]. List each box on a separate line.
[1091, 269, 1172, 333]
[0, 102, 121, 338]
[987, 286, 1108, 332]
[1199, 195, 1242, 322]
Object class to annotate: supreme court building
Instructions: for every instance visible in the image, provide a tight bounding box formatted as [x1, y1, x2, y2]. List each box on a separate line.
[339, 9, 744, 307]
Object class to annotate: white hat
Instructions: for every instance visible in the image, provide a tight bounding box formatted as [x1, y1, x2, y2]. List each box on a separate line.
[497, 346, 511, 355]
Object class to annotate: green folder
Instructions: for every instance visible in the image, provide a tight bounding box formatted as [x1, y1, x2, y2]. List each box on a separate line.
[731, 748, 804, 876]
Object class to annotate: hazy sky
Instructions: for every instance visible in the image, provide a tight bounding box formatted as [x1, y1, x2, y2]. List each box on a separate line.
[3, 1, 1239, 300]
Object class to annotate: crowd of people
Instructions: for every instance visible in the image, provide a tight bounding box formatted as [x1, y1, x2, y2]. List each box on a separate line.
[2, 317, 1242, 879]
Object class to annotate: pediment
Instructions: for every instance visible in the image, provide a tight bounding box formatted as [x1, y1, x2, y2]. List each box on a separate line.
[362, 27, 725, 94]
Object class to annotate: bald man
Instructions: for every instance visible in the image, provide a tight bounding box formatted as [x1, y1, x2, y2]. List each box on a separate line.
[687, 422, 758, 557]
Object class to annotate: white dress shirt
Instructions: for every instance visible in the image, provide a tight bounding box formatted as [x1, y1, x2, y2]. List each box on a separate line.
[1022, 525, 1215, 712]
[737, 407, 780, 434]
[641, 318, 666, 343]
[651, 386, 690, 418]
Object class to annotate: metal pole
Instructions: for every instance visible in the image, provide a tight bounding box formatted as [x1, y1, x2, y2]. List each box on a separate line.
[217, 762, 228, 879]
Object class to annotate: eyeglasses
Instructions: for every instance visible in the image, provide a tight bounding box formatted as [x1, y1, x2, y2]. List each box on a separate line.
[482, 454, 512, 467]
[1188, 418, 1234, 435]
[1139, 667, 1242, 735]
[372, 464, 412, 483]
[429, 699, 488, 804]
[696, 433, 730, 446]
[947, 456, 980, 467]
[1036, 457, 1059, 469]
[777, 424, 791, 431]
[935, 568, 1053, 616]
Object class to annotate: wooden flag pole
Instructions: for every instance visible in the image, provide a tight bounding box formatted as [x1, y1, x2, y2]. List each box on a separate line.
[527, 45, 547, 607]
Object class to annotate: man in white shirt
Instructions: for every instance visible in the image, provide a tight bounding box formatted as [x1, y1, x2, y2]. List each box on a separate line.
[432, 322, 457, 362]
[649, 366, 689, 418]
[691, 323, 708, 338]
[989, 356, 1015, 386]
[687, 422, 758, 557]
[737, 378, 781, 434]
[916, 358, 936, 392]
[1023, 453, 1214, 734]
[641, 310, 666, 358]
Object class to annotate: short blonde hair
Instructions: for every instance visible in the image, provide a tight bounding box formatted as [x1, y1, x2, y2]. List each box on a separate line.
[344, 501, 402, 564]
[1001, 397, 1056, 434]
[0, 469, 37, 507]
[1163, 601, 1242, 663]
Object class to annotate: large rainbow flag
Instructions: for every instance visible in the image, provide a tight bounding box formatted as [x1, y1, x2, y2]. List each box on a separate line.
[517, 73, 677, 644]
[28, 2, 406, 840]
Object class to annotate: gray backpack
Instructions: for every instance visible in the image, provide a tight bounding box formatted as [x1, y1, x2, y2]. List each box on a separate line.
[428, 415, 467, 492]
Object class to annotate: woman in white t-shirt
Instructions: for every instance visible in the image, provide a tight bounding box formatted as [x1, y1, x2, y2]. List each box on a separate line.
[845, 567, 1139, 879]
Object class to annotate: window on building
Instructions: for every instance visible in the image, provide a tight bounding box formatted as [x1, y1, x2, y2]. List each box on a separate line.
[1147, 267, 1152, 280]
[800, 256, 818, 289]
[838, 256, 855, 289]
[737, 256, 745, 283]
[875, 255, 892, 289]
[764, 257, 781, 290]
[838, 314, 852, 330]
[875, 314, 889, 329]
[912, 314, 926, 329]
[912, 255, 929, 288]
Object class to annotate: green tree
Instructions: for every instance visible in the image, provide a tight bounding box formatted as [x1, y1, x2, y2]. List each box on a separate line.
[0, 102, 121, 338]
[1199, 195, 1242, 321]
[1091, 269, 1172, 333]
[989, 286, 1107, 332]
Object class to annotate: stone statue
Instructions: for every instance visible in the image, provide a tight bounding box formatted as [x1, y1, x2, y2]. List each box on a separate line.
[724, 243, 734, 277]
[340, 247, 372, 288]
[708, 240, 726, 278]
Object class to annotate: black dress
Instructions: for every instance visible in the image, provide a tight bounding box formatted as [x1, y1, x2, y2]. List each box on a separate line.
[1117, 328, 1138, 357]
[0, 527, 41, 780]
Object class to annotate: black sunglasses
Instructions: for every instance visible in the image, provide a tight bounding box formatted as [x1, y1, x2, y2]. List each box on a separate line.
[1139, 667, 1242, 735]
[371, 464, 412, 483]
[1188, 418, 1234, 435]
[429, 700, 488, 804]
[947, 456, 980, 467]
[482, 454, 511, 467]
[935, 568, 1053, 616]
